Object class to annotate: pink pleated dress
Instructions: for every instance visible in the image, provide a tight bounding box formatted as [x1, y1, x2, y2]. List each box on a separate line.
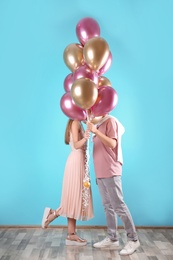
[56, 132, 94, 221]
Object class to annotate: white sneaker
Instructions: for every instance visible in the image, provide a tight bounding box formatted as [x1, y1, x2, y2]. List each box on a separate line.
[120, 240, 140, 255]
[93, 237, 119, 248]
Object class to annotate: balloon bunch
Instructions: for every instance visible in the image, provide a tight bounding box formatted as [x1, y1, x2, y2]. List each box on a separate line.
[60, 17, 118, 121]
[60, 17, 118, 210]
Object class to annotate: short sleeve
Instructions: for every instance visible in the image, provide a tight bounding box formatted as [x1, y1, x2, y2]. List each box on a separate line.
[106, 118, 118, 140]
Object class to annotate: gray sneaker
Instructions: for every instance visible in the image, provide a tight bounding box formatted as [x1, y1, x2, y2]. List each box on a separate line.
[93, 237, 119, 248]
[120, 240, 140, 255]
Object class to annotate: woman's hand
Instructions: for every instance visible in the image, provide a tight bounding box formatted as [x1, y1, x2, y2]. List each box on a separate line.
[84, 129, 90, 140]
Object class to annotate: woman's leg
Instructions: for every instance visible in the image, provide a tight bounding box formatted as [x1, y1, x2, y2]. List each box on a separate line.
[67, 218, 76, 234]
[66, 218, 87, 246]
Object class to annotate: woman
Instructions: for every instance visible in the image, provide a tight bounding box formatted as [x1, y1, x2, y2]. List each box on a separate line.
[42, 119, 93, 246]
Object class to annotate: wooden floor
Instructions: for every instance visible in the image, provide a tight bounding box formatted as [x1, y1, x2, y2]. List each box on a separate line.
[0, 227, 173, 260]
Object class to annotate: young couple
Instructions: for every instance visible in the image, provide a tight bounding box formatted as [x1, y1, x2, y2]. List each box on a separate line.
[41, 115, 140, 256]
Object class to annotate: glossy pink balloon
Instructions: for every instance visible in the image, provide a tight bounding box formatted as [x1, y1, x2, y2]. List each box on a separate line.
[91, 86, 118, 117]
[98, 51, 112, 76]
[64, 73, 73, 92]
[73, 64, 98, 85]
[76, 17, 100, 46]
[60, 92, 87, 120]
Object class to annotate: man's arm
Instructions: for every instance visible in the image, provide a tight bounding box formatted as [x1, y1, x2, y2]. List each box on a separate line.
[87, 122, 117, 149]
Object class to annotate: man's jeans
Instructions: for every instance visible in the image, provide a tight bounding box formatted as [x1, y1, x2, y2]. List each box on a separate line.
[97, 176, 138, 241]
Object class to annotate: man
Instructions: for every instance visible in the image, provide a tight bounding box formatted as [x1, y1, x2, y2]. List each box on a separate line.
[87, 114, 140, 256]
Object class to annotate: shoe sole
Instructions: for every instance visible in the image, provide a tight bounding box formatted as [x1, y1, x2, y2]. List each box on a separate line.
[65, 239, 87, 246]
[93, 244, 119, 248]
[41, 207, 51, 228]
[120, 245, 140, 255]
[120, 250, 136, 255]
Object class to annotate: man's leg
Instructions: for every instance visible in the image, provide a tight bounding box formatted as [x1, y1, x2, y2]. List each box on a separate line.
[105, 176, 138, 241]
[97, 178, 119, 241]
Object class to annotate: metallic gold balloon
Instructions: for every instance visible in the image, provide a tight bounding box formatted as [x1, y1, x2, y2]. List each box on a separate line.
[63, 43, 84, 72]
[71, 78, 98, 110]
[90, 116, 104, 124]
[98, 76, 112, 88]
[83, 37, 110, 71]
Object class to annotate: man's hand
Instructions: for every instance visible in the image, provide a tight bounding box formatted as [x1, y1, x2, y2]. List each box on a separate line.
[87, 122, 97, 133]
[87, 121, 117, 149]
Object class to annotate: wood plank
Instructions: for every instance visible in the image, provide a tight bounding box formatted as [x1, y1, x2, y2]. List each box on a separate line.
[0, 228, 172, 259]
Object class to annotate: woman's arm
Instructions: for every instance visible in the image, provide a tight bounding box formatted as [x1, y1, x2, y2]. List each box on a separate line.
[72, 120, 90, 149]
[87, 122, 117, 149]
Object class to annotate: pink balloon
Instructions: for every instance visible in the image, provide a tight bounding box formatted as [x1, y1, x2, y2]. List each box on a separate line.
[76, 17, 100, 46]
[73, 64, 98, 85]
[91, 86, 118, 116]
[64, 73, 74, 92]
[98, 51, 112, 76]
[60, 92, 87, 120]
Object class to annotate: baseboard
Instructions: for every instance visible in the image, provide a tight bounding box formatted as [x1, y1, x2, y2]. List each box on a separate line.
[0, 225, 173, 229]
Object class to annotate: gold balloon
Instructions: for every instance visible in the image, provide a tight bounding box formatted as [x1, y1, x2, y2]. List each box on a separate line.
[83, 37, 110, 71]
[71, 78, 98, 110]
[98, 76, 112, 88]
[63, 43, 84, 72]
[90, 116, 104, 124]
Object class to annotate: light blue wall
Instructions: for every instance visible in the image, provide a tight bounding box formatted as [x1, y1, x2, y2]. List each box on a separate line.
[0, 0, 173, 226]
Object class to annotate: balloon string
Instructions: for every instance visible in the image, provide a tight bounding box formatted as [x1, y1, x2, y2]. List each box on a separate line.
[86, 109, 90, 122]
[82, 109, 91, 211]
